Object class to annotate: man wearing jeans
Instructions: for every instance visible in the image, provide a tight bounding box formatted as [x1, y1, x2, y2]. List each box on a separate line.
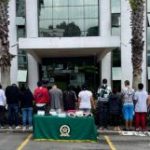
[5, 84, 21, 129]
[20, 84, 34, 130]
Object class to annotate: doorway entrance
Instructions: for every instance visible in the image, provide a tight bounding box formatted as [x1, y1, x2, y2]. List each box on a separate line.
[39, 56, 99, 92]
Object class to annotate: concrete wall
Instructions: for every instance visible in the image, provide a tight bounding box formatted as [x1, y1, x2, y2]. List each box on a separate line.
[9, 0, 18, 86]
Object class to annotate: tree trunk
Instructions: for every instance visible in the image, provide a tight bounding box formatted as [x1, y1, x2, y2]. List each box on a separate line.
[130, 0, 145, 90]
[0, 67, 10, 89]
[132, 70, 142, 90]
[0, 0, 14, 87]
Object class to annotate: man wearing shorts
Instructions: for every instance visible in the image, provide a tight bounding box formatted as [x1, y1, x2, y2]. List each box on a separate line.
[122, 80, 134, 131]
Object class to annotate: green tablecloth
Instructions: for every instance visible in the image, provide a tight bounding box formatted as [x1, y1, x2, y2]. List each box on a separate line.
[33, 115, 97, 142]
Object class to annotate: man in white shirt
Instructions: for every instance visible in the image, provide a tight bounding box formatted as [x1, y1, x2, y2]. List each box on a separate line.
[78, 84, 95, 113]
[134, 83, 148, 131]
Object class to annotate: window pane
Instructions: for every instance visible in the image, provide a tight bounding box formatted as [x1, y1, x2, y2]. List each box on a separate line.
[112, 80, 121, 92]
[40, 20, 52, 28]
[85, 6, 98, 18]
[85, 19, 98, 30]
[53, 0, 68, 6]
[69, 7, 84, 19]
[148, 14, 150, 27]
[17, 27, 25, 38]
[112, 48, 121, 67]
[42, 0, 52, 6]
[16, 0, 25, 17]
[84, 0, 98, 5]
[148, 28, 150, 50]
[69, 0, 83, 6]
[148, 0, 150, 12]
[63, 21, 82, 37]
[54, 20, 68, 29]
[53, 7, 68, 19]
[69, 19, 84, 31]
[39, 8, 52, 19]
[111, 13, 120, 27]
[111, 0, 120, 13]
[112, 27, 120, 36]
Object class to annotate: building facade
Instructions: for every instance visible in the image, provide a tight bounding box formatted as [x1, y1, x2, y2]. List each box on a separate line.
[6, 0, 150, 92]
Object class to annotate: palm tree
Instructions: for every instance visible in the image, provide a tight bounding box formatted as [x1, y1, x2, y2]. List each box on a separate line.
[0, 0, 14, 86]
[129, 0, 145, 89]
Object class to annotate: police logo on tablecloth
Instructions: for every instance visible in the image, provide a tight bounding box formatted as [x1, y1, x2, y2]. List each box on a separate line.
[60, 125, 70, 137]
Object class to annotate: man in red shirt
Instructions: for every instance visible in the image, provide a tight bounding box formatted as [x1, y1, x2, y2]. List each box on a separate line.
[34, 81, 50, 113]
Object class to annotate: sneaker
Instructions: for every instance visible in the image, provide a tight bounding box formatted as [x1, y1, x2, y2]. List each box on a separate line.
[15, 126, 21, 129]
[28, 126, 33, 130]
[22, 126, 26, 131]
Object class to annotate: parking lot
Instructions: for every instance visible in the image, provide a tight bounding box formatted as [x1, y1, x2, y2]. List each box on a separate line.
[0, 131, 150, 150]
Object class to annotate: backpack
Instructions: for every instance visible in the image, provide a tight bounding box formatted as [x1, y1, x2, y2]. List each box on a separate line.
[97, 85, 110, 102]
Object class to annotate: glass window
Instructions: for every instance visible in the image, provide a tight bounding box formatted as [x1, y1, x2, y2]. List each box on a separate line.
[43, 0, 52, 7]
[39, 8, 52, 19]
[69, 19, 84, 31]
[112, 80, 121, 92]
[112, 27, 120, 36]
[16, 0, 25, 17]
[69, 7, 84, 19]
[147, 51, 150, 66]
[147, 14, 150, 27]
[85, 19, 98, 30]
[69, 0, 83, 6]
[53, 0, 68, 6]
[17, 27, 25, 39]
[148, 28, 150, 50]
[111, 0, 120, 13]
[54, 20, 68, 28]
[53, 7, 68, 19]
[84, 0, 98, 5]
[39, 20, 52, 28]
[112, 48, 121, 67]
[148, 0, 150, 12]
[85, 6, 98, 18]
[111, 13, 120, 27]
[38, 0, 99, 37]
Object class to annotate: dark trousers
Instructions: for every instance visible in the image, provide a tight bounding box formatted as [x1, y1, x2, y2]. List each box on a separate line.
[98, 102, 109, 128]
[110, 113, 120, 126]
[8, 104, 19, 126]
[0, 106, 5, 126]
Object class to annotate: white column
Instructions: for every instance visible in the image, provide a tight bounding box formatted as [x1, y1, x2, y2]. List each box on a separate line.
[26, 0, 38, 37]
[101, 52, 112, 86]
[27, 54, 39, 92]
[121, 0, 132, 87]
[100, 0, 111, 36]
[26, 0, 39, 91]
[8, 0, 18, 85]
[99, 0, 111, 86]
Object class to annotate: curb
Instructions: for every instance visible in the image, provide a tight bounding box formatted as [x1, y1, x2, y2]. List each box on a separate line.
[0, 129, 32, 133]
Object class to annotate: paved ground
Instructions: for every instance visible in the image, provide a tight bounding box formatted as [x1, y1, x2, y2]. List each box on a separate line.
[0, 130, 150, 150]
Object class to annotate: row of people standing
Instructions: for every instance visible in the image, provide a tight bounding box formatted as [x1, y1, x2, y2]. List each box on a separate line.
[97, 79, 150, 131]
[0, 83, 33, 129]
[0, 81, 95, 129]
[34, 81, 95, 113]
